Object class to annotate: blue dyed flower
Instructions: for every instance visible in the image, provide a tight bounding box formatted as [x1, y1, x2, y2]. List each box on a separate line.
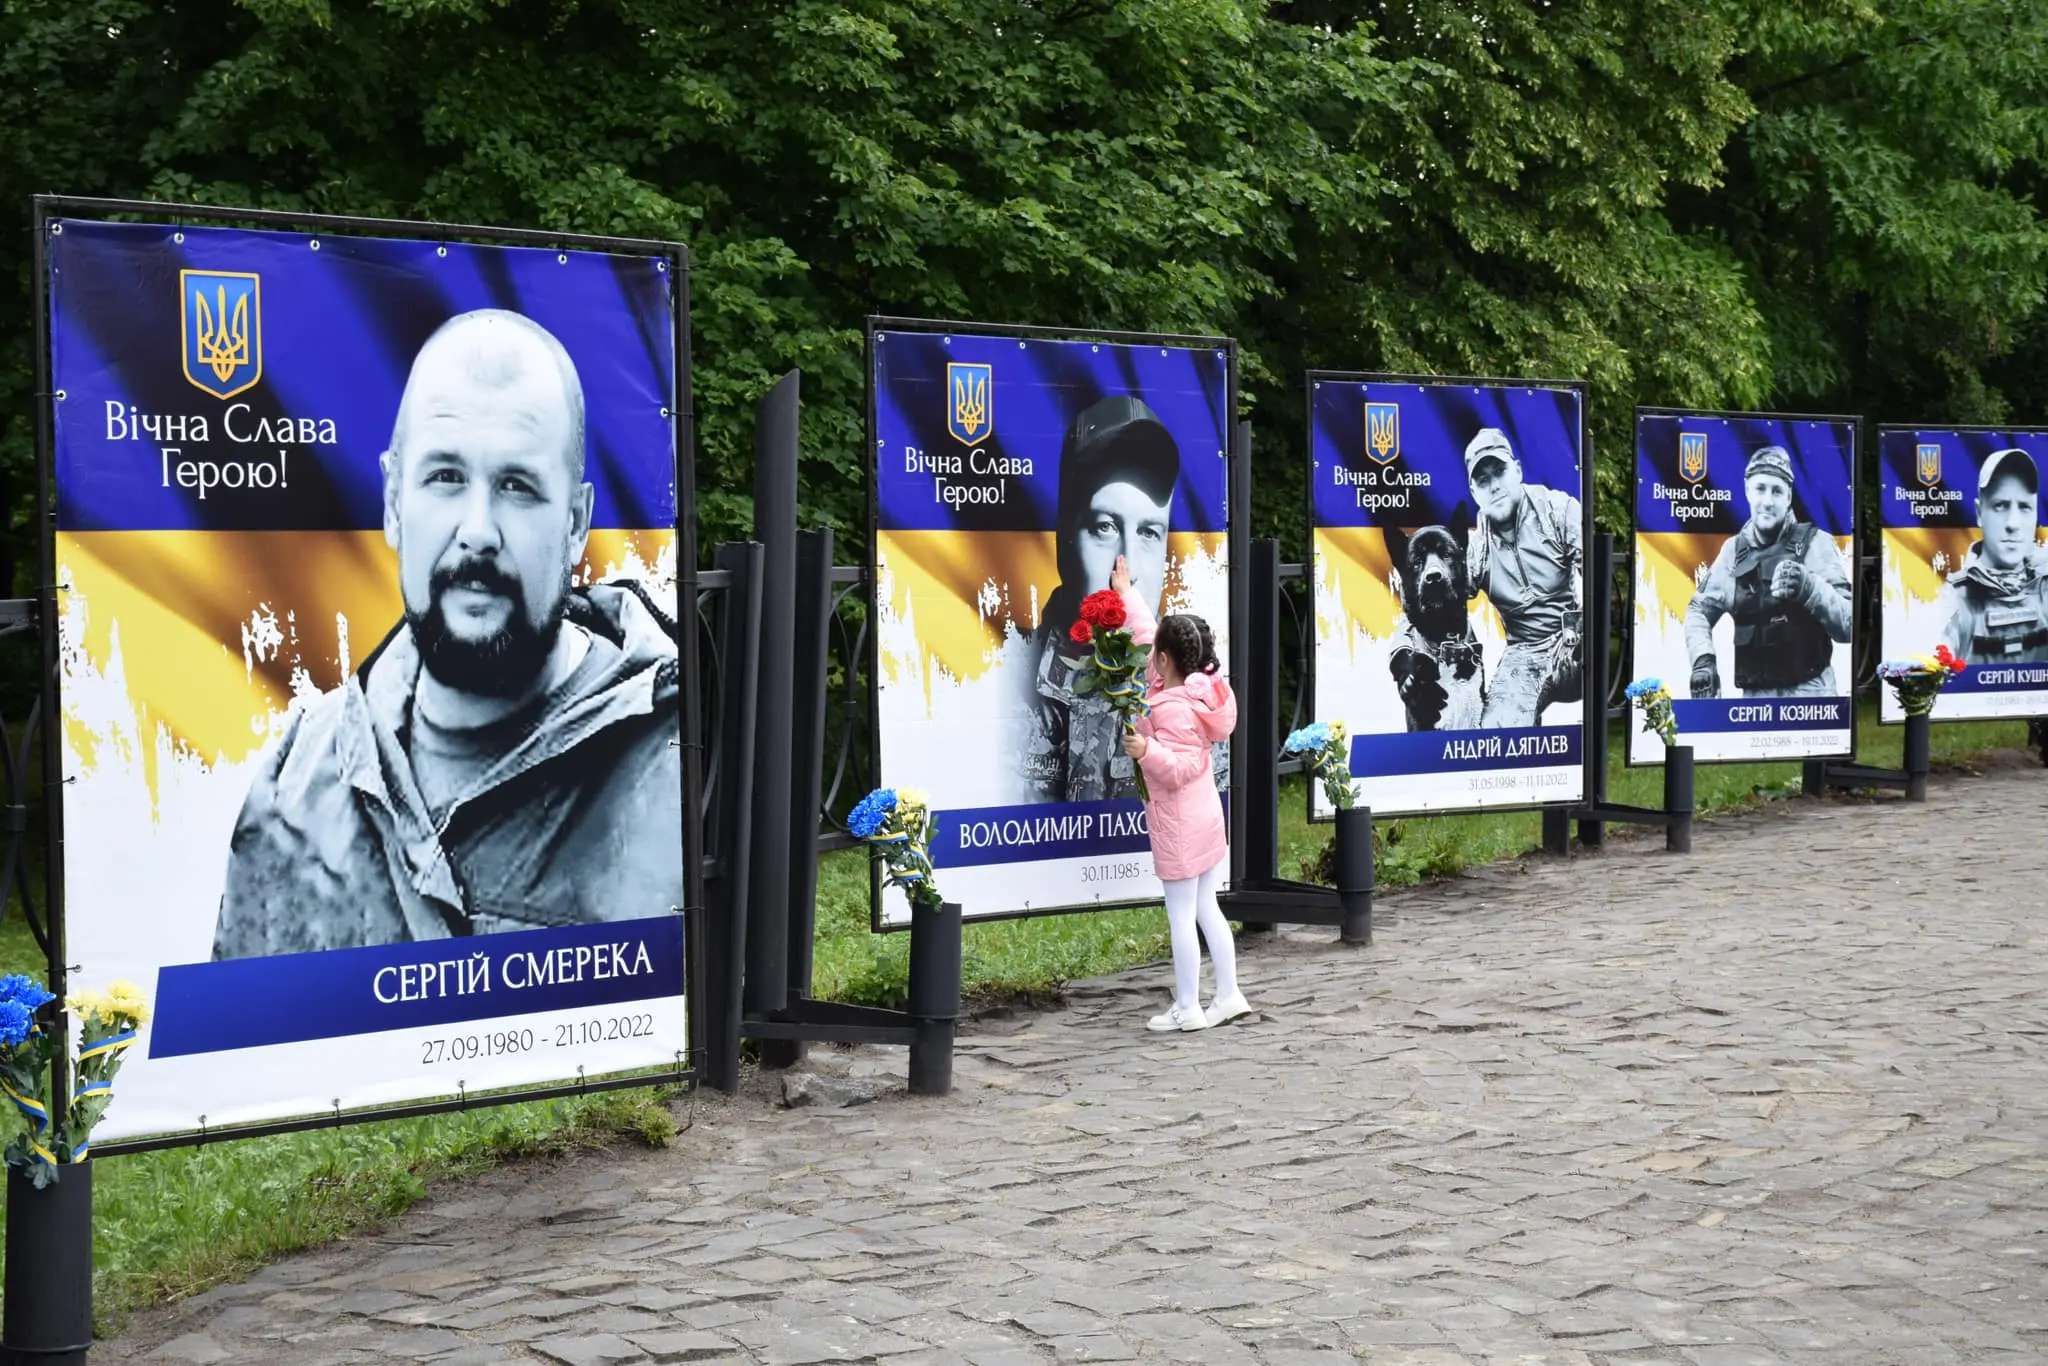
[1625, 678, 1664, 700]
[0, 974, 52, 1014]
[0, 999, 34, 1048]
[1283, 722, 1334, 755]
[847, 788, 899, 840]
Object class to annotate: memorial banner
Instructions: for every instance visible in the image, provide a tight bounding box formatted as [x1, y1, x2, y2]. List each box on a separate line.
[46, 216, 689, 1142]
[1629, 411, 1857, 763]
[1309, 375, 1587, 816]
[1878, 426, 2048, 723]
[870, 325, 1232, 925]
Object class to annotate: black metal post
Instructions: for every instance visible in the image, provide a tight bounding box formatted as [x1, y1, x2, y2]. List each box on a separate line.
[1664, 745, 1695, 853]
[906, 902, 963, 1096]
[3, 1163, 93, 1366]
[702, 542, 764, 1095]
[1228, 421, 1253, 890]
[1801, 759, 1827, 798]
[1578, 531, 1613, 849]
[762, 528, 835, 1070]
[1334, 806, 1374, 945]
[1904, 711, 1931, 802]
[1241, 538, 1282, 929]
[1541, 808, 1570, 855]
[745, 373, 800, 1031]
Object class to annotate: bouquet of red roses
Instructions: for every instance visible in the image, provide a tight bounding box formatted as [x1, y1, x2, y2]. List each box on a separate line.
[1066, 589, 1154, 800]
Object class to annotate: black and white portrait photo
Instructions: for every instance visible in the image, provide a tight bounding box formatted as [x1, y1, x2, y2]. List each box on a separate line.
[211, 309, 684, 959]
[1683, 445, 1852, 699]
[1938, 447, 2048, 665]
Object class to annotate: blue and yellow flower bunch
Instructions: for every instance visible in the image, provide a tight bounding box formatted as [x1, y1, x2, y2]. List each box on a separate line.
[849, 787, 945, 914]
[0, 972, 148, 1186]
[1283, 720, 1355, 812]
[1625, 677, 1678, 748]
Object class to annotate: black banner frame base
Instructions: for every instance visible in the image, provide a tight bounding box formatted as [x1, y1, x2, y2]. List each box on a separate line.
[741, 900, 961, 1097]
[1800, 711, 1932, 803]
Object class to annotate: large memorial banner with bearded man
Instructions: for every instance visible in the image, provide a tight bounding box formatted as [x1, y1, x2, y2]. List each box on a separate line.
[44, 213, 691, 1142]
[868, 323, 1233, 925]
[1308, 374, 1588, 817]
[1878, 426, 2048, 723]
[1629, 409, 1858, 764]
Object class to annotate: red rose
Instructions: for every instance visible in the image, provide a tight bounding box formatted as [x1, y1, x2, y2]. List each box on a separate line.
[1079, 590, 1127, 630]
[1069, 620, 1094, 645]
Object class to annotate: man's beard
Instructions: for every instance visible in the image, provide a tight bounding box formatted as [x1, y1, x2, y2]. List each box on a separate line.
[408, 557, 569, 699]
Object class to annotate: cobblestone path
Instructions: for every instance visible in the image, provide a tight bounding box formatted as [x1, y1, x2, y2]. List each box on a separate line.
[106, 763, 2048, 1365]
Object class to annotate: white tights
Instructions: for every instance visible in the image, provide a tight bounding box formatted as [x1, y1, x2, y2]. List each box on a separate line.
[1162, 862, 1237, 1011]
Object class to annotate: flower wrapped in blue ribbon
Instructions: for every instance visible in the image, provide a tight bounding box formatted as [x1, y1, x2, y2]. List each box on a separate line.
[1283, 720, 1355, 812]
[849, 787, 946, 914]
[1625, 677, 1679, 748]
[0, 972, 148, 1186]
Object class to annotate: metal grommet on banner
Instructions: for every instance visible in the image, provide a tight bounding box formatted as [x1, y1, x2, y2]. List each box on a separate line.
[174, 232, 185, 244]
[53, 390, 65, 403]
[557, 253, 567, 264]
[49, 222, 62, 236]
[656, 260, 666, 272]
[436, 245, 447, 258]
[309, 239, 321, 251]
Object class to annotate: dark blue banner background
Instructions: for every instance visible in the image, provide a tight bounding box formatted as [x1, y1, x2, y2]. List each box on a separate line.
[49, 219, 678, 532]
[1878, 428, 2048, 531]
[873, 330, 1230, 534]
[1311, 379, 1583, 531]
[1636, 414, 1854, 536]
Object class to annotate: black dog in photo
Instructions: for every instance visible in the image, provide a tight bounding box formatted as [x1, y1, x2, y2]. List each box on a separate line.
[1386, 517, 1486, 732]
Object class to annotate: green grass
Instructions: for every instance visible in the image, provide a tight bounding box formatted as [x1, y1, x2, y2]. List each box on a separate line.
[0, 700, 2033, 1325]
[0, 909, 680, 1327]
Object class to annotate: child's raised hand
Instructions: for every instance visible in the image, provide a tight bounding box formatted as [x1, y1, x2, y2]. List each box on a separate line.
[1110, 555, 1131, 594]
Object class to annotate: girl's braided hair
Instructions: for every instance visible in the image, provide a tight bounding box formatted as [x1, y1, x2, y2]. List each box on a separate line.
[1154, 613, 1220, 679]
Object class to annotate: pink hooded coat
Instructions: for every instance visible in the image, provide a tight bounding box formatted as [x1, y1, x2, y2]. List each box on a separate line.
[1120, 587, 1237, 881]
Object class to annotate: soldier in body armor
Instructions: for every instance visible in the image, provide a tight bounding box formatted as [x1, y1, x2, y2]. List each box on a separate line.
[1685, 446, 1852, 698]
[1939, 447, 2048, 664]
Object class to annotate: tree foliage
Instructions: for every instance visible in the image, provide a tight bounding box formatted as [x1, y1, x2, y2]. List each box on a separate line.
[5, 0, 2048, 575]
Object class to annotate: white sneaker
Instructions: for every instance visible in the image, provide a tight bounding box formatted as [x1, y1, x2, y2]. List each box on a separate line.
[1204, 990, 1252, 1027]
[1147, 1003, 1209, 1033]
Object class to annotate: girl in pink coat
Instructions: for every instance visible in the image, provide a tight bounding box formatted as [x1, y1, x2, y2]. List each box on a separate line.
[1111, 558, 1251, 1033]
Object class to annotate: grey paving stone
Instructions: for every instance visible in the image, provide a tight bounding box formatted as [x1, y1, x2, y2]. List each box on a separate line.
[86, 768, 2048, 1366]
[531, 1333, 648, 1366]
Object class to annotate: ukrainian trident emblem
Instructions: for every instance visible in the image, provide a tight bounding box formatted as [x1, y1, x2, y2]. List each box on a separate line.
[180, 270, 263, 400]
[947, 363, 992, 445]
[1679, 432, 1709, 484]
[1365, 401, 1400, 466]
[1917, 442, 1942, 489]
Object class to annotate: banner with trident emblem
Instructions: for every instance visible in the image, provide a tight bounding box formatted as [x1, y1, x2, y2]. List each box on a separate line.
[42, 212, 693, 1144]
[869, 322, 1233, 927]
[1878, 426, 2048, 723]
[1308, 374, 1589, 819]
[1631, 409, 1858, 765]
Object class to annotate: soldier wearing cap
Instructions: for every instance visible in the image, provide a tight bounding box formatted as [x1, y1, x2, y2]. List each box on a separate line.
[1022, 395, 1216, 802]
[1462, 427, 1584, 727]
[1684, 445, 1851, 698]
[1939, 447, 2048, 664]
